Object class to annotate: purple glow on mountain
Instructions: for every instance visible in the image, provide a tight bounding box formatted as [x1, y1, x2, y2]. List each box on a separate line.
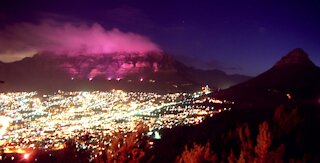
[0, 20, 161, 62]
[54, 50, 165, 79]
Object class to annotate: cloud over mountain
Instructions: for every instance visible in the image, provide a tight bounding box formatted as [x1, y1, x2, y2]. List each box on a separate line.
[0, 20, 161, 62]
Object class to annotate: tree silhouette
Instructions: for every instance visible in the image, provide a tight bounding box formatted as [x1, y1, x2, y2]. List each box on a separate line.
[254, 121, 271, 163]
[176, 142, 217, 163]
[103, 123, 153, 163]
[273, 105, 302, 138]
[267, 144, 285, 163]
[227, 149, 237, 163]
[236, 124, 254, 163]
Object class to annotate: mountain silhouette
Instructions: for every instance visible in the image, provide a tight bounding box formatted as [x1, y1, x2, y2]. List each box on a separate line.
[0, 52, 249, 93]
[214, 48, 320, 108]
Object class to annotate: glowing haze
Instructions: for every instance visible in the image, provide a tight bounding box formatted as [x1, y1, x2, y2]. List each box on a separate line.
[0, 20, 161, 62]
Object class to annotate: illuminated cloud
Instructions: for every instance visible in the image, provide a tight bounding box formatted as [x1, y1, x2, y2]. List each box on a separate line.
[0, 20, 161, 62]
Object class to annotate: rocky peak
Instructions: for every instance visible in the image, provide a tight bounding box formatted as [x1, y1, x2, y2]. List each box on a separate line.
[274, 48, 315, 67]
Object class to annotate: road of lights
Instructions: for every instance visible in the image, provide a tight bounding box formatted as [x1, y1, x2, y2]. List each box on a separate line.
[0, 90, 232, 156]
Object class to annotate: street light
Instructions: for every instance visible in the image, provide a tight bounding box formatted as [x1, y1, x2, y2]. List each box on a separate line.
[23, 153, 30, 159]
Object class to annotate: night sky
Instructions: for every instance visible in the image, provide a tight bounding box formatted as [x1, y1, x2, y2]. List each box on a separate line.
[1, 0, 320, 76]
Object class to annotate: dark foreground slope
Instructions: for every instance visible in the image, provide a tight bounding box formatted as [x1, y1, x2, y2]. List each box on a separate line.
[151, 48, 320, 162]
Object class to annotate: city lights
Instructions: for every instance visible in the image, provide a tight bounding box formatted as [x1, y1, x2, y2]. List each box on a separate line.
[24, 153, 30, 159]
[0, 89, 232, 157]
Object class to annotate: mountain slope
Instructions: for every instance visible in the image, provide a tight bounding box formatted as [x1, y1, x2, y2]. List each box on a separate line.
[0, 52, 249, 93]
[175, 62, 250, 89]
[214, 48, 320, 108]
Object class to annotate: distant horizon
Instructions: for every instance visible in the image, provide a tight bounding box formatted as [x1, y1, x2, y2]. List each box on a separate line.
[0, 47, 318, 77]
